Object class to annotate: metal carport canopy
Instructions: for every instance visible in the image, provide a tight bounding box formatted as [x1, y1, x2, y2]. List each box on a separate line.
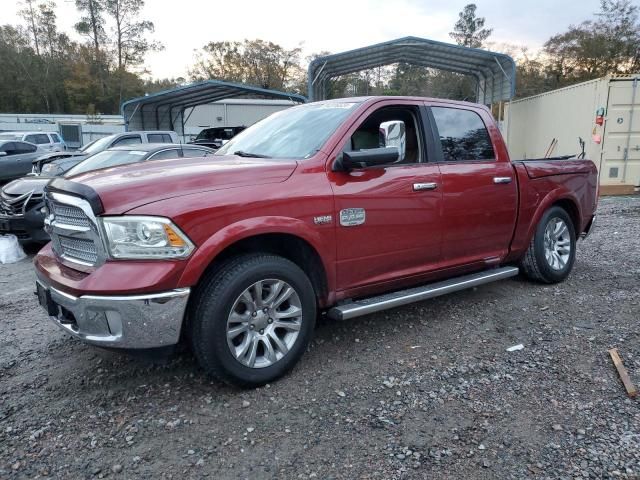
[308, 36, 516, 104]
[121, 80, 307, 136]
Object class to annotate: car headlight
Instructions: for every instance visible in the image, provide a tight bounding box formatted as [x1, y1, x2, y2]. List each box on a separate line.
[101, 216, 195, 259]
[41, 163, 62, 176]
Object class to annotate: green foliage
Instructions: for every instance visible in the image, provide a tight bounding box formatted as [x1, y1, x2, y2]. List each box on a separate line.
[0, 0, 638, 114]
[190, 39, 304, 92]
[543, 0, 639, 86]
[449, 3, 493, 48]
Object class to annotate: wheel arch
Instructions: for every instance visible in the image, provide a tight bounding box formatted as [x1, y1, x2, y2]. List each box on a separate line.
[179, 217, 334, 308]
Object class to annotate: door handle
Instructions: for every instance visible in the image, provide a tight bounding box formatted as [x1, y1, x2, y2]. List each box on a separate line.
[413, 182, 438, 191]
[493, 177, 513, 184]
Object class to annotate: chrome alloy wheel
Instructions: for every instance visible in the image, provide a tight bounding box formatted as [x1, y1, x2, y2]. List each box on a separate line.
[226, 279, 302, 368]
[543, 217, 571, 271]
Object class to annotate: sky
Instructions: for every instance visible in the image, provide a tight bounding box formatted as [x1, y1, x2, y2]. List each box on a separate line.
[4, 0, 604, 79]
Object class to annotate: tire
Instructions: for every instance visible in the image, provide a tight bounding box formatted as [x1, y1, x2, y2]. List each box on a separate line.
[519, 206, 576, 284]
[190, 253, 316, 387]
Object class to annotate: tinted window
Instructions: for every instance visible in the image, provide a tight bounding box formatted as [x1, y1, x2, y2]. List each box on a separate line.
[431, 107, 495, 162]
[147, 133, 173, 143]
[50, 133, 62, 143]
[37, 134, 50, 144]
[113, 135, 142, 146]
[0, 142, 15, 154]
[15, 141, 37, 153]
[215, 102, 358, 159]
[182, 148, 210, 157]
[148, 149, 180, 160]
[66, 150, 147, 176]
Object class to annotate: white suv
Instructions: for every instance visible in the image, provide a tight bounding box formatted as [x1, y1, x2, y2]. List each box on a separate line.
[0, 131, 66, 152]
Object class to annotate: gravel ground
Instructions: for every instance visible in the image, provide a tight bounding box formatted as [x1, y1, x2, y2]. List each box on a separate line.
[1, 196, 639, 479]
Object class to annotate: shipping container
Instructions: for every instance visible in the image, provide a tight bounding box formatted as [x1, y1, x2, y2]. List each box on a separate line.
[503, 75, 640, 195]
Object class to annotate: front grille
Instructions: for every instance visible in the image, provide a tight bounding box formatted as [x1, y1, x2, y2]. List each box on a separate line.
[50, 202, 90, 228]
[46, 193, 103, 268]
[0, 190, 43, 217]
[58, 236, 99, 264]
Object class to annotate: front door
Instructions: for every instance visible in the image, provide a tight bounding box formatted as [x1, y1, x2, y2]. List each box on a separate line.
[327, 101, 443, 292]
[428, 103, 518, 266]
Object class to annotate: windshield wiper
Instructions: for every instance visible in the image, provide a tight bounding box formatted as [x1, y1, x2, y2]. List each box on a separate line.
[233, 150, 272, 158]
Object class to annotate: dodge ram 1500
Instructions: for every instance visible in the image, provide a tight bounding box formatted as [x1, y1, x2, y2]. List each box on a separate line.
[34, 97, 598, 386]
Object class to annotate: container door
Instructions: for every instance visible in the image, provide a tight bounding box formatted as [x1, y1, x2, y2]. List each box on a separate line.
[601, 77, 640, 190]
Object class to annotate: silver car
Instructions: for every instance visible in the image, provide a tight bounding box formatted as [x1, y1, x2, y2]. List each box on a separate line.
[0, 131, 66, 152]
[0, 140, 43, 182]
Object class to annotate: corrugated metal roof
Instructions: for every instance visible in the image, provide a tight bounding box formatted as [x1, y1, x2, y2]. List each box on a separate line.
[121, 80, 306, 135]
[308, 36, 515, 104]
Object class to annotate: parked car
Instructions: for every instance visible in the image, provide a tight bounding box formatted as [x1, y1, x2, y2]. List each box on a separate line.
[34, 130, 180, 176]
[0, 131, 66, 152]
[0, 143, 213, 243]
[0, 140, 43, 182]
[189, 126, 246, 150]
[34, 97, 598, 387]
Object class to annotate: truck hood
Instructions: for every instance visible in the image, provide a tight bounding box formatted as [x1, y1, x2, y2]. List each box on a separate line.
[2, 175, 52, 196]
[68, 155, 298, 214]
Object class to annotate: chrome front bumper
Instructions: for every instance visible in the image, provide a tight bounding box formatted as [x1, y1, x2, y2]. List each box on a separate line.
[35, 279, 190, 349]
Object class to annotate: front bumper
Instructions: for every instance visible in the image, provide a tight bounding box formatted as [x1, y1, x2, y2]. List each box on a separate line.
[0, 207, 48, 243]
[35, 277, 190, 349]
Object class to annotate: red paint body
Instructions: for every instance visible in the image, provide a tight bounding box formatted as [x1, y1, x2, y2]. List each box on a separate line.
[35, 97, 599, 306]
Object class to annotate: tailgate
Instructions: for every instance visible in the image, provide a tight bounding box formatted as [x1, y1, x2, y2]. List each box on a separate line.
[520, 159, 595, 179]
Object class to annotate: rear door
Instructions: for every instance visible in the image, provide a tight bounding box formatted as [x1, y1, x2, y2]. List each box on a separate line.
[328, 100, 443, 291]
[427, 103, 517, 266]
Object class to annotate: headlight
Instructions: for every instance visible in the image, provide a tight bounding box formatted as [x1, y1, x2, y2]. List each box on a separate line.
[101, 216, 194, 259]
[42, 163, 62, 176]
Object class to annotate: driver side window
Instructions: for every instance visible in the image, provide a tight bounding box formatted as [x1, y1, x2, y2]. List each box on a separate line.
[343, 106, 424, 164]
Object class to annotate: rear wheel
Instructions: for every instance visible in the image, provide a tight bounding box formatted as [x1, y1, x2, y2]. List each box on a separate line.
[520, 206, 576, 284]
[190, 254, 316, 387]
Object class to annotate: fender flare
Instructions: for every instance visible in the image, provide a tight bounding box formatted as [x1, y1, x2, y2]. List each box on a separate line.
[177, 216, 335, 291]
[517, 187, 583, 254]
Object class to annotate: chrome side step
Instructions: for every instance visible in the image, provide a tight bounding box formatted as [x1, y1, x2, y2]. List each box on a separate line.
[328, 266, 519, 321]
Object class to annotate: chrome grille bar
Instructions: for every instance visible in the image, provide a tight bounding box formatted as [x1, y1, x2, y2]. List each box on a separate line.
[45, 191, 107, 271]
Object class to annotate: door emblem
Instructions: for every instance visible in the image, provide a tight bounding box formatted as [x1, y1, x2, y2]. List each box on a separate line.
[340, 208, 366, 227]
[313, 215, 332, 225]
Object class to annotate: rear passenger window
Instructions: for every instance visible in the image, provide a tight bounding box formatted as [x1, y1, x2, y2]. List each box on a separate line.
[113, 135, 142, 146]
[148, 134, 173, 143]
[32, 134, 50, 144]
[431, 107, 495, 162]
[182, 148, 209, 157]
[15, 142, 37, 153]
[149, 149, 180, 160]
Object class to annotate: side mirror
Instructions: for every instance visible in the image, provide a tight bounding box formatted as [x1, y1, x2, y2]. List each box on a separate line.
[379, 120, 406, 162]
[334, 147, 399, 171]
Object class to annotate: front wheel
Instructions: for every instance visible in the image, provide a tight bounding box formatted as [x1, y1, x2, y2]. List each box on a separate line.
[520, 206, 576, 284]
[190, 254, 316, 387]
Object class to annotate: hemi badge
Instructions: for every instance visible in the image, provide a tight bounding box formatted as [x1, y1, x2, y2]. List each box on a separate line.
[313, 215, 332, 225]
[340, 208, 366, 226]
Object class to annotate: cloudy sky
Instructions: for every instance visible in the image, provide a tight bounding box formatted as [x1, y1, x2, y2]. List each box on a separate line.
[5, 0, 603, 79]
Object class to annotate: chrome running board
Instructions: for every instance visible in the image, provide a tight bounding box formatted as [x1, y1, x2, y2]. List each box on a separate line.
[328, 266, 519, 321]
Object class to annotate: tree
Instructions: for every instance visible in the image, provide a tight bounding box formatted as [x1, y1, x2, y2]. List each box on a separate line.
[190, 39, 302, 91]
[449, 3, 492, 48]
[105, 0, 162, 72]
[544, 0, 640, 85]
[74, 0, 106, 61]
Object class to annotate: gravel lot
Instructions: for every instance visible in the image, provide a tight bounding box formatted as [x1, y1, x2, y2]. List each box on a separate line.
[1, 196, 639, 479]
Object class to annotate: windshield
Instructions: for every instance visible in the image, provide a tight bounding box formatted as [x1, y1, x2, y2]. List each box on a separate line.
[66, 149, 147, 176]
[79, 135, 116, 155]
[215, 102, 358, 159]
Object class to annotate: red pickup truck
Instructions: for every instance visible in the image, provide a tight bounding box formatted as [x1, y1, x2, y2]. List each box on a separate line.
[34, 97, 598, 386]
